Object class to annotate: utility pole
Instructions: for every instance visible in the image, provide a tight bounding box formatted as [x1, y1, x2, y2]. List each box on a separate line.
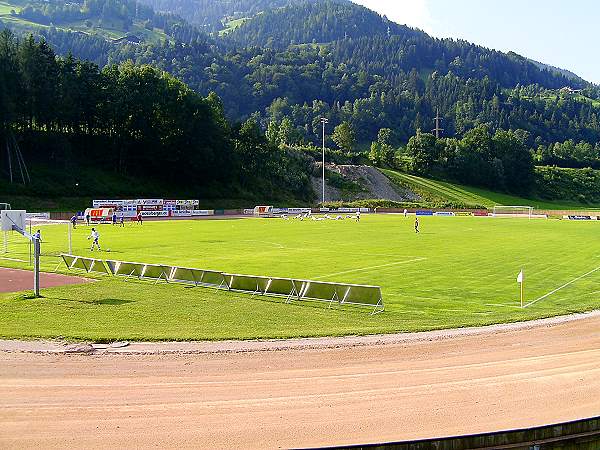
[432, 108, 444, 139]
[321, 117, 328, 205]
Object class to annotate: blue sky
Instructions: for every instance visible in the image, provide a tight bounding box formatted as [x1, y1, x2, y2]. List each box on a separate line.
[352, 0, 599, 84]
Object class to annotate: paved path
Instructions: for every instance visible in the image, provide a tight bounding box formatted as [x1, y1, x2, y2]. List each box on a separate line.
[0, 267, 92, 293]
[1, 313, 599, 449]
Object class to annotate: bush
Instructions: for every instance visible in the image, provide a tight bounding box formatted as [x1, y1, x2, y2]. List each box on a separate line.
[534, 166, 600, 203]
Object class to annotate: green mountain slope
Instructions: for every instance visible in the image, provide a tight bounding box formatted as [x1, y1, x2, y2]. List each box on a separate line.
[382, 169, 600, 211]
[0, 0, 196, 45]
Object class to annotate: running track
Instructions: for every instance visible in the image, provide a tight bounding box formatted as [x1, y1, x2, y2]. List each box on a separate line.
[1, 313, 599, 448]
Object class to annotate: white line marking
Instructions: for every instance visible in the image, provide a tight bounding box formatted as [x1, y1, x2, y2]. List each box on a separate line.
[0, 256, 27, 262]
[314, 258, 426, 280]
[524, 265, 600, 308]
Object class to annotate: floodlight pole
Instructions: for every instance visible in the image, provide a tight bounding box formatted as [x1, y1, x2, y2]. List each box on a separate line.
[321, 117, 328, 204]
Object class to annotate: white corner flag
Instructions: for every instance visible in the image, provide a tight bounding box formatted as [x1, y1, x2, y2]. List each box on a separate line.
[517, 269, 524, 307]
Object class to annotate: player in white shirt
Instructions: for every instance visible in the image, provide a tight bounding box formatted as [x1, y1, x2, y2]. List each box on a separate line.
[88, 228, 101, 251]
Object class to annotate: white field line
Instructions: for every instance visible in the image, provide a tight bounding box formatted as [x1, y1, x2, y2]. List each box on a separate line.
[314, 258, 427, 280]
[0, 256, 27, 262]
[524, 265, 600, 308]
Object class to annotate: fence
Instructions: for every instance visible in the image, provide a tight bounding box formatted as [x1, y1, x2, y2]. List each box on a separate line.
[59, 254, 384, 314]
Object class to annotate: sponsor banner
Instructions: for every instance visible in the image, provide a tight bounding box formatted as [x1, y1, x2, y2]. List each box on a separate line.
[473, 212, 489, 217]
[140, 211, 169, 217]
[337, 207, 359, 213]
[164, 200, 177, 210]
[434, 211, 455, 217]
[319, 208, 330, 212]
[565, 215, 593, 221]
[136, 199, 164, 206]
[173, 210, 193, 217]
[26, 212, 50, 220]
[359, 208, 370, 213]
[138, 205, 163, 211]
[192, 210, 214, 216]
[243, 209, 254, 215]
[176, 200, 199, 207]
[272, 208, 289, 215]
[416, 210, 434, 216]
[93, 200, 138, 208]
[454, 212, 472, 217]
[288, 208, 312, 214]
[93, 200, 121, 208]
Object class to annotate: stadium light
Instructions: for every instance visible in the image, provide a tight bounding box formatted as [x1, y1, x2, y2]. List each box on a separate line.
[320, 117, 329, 204]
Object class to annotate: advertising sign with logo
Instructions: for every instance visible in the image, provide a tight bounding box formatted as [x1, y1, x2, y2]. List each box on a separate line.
[140, 211, 169, 217]
[176, 200, 199, 207]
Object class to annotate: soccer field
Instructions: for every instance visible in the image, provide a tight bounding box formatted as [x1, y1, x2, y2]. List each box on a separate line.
[1, 215, 600, 341]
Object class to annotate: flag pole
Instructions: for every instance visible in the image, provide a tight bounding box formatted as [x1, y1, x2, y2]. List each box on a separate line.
[520, 269, 524, 308]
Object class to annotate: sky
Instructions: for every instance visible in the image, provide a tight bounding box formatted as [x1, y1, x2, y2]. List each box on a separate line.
[351, 0, 600, 84]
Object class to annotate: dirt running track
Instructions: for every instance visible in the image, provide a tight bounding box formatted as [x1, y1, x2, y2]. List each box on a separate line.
[1, 315, 600, 449]
[0, 267, 92, 293]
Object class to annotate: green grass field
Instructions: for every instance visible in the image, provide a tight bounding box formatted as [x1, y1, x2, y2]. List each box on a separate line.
[1, 215, 599, 341]
[383, 169, 600, 210]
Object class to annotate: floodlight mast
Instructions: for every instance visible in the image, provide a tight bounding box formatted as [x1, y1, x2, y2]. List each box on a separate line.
[321, 117, 328, 205]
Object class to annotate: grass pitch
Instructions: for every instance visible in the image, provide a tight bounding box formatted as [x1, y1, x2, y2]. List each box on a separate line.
[1, 215, 599, 341]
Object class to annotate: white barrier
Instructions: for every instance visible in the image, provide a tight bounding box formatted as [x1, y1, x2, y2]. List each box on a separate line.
[60, 254, 110, 275]
[60, 255, 384, 314]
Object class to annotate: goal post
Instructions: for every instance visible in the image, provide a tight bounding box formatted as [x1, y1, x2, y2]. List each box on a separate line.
[492, 206, 534, 218]
[2, 215, 72, 260]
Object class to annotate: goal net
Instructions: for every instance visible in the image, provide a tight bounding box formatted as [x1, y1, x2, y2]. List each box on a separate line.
[492, 206, 534, 218]
[2, 217, 72, 262]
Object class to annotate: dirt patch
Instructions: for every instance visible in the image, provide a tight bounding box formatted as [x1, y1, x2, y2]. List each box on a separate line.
[0, 267, 93, 293]
[313, 164, 420, 202]
[1, 313, 599, 449]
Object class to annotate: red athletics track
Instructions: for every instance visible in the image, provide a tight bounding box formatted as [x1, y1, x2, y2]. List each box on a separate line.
[0, 267, 92, 293]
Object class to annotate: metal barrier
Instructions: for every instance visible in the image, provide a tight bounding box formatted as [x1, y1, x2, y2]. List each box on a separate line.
[170, 266, 227, 288]
[60, 254, 110, 275]
[224, 273, 384, 314]
[60, 254, 384, 314]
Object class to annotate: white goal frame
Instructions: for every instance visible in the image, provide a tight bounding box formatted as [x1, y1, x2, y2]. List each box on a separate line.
[492, 205, 534, 218]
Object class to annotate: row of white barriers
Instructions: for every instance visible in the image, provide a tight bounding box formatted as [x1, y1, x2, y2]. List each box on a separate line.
[60, 254, 385, 314]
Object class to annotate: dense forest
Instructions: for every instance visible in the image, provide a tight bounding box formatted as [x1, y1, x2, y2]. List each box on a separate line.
[138, 0, 293, 32]
[0, 31, 313, 201]
[1, 0, 599, 203]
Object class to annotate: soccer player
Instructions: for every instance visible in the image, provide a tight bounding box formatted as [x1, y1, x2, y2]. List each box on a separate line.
[414, 216, 420, 234]
[112, 212, 117, 226]
[356, 210, 361, 222]
[32, 229, 42, 241]
[88, 228, 101, 251]
[119, 214, 125, 227]
[137, 211, 143, 225]
[404, 208, 408, 218]
[85, 212, 91, 226]
[70, 215, 77, 229]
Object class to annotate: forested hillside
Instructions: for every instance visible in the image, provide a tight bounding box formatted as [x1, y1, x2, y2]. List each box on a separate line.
[137, 0, 292, 32]
[1, 0, 600, 205]
[0, 31, 313, 202]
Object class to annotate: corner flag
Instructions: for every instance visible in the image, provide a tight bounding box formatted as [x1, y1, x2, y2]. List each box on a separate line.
[517, 269, 524, 307]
